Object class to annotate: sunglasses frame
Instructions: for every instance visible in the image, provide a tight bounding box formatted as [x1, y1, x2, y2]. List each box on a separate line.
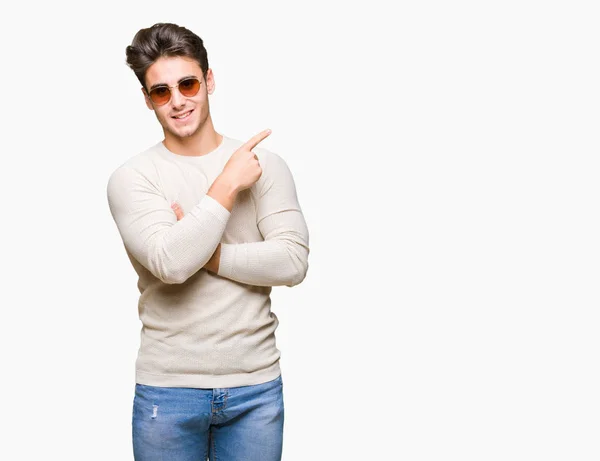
[145, 77, 203, 106]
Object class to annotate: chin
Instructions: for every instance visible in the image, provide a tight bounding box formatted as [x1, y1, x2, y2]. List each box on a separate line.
[168, 123, 200, 139]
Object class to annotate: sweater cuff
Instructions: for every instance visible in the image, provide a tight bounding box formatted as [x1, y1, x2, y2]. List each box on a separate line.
[217, 243, 235, 279]
[194, 194, 231, 224]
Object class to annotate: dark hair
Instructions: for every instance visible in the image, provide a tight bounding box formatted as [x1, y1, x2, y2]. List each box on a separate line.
[125, 23, 209, 90]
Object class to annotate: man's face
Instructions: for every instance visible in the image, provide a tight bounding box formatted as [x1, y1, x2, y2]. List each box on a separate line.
[143, 56, 214, 141]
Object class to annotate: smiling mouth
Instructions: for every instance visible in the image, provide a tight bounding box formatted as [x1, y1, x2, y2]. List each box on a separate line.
[172, 110, 193, 120]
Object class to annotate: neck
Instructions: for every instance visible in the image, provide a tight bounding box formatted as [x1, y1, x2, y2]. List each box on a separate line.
[163, 116, 222, 157]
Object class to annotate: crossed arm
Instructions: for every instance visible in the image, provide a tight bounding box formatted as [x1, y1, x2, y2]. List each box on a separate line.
[107, 151, 309, 287]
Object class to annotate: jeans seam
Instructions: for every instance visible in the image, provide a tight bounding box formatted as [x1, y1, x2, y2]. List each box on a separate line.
[204, 430, 210, 461]
[212, 427, 218, 461]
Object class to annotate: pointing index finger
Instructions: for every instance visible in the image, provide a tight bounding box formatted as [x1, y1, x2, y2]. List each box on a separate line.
[243, 129, 271, 151]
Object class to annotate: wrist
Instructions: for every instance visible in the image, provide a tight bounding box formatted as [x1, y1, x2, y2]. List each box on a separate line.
[215, 173, 240, 195]
[206, 244, 221, 273]
[207, 175, 238, 212]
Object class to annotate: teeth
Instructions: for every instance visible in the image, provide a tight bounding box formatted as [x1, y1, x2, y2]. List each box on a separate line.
[174, 111, 191, 119]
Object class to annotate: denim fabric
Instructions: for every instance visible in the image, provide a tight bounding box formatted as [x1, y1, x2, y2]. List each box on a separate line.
[132, 375, 284, 461]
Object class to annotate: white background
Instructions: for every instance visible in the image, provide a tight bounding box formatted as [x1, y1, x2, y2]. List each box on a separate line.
[2, 1, 599, 459]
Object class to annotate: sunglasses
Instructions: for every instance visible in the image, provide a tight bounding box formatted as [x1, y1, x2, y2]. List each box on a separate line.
[146, 77, 202, 106]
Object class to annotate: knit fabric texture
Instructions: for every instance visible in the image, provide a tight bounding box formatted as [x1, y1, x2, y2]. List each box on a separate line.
[106, 135, 309, 387]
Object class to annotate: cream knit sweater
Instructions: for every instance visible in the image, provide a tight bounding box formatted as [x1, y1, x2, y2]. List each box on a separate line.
[106, 134, 309, 388]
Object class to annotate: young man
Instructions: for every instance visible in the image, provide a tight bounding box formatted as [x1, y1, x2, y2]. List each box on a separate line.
[106, 23, 309, 461]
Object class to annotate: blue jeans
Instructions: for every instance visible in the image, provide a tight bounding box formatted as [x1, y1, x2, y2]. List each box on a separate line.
[132, 374, 284, 461]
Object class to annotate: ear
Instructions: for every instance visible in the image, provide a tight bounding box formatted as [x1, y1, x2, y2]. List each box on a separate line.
[206, 68, 215, 95]
[141, 87, 154, 111]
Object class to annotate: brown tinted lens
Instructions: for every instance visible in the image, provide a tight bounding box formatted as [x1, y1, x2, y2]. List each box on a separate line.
[179, 78, 201, 97]
[149, 87, 171, 105]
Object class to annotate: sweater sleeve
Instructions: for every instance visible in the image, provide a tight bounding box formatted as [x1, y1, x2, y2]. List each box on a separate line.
[107, 166, 230, 284]
[217, 152, 309, 287]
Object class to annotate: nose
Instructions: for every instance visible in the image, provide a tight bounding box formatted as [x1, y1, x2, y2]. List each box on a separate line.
[170, 87, 186, 109]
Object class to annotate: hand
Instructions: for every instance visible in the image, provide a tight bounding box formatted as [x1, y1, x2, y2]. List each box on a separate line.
[221, 129, 271, 192]
[171, 202, 185, 220]
[171, 202, 221, 273]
